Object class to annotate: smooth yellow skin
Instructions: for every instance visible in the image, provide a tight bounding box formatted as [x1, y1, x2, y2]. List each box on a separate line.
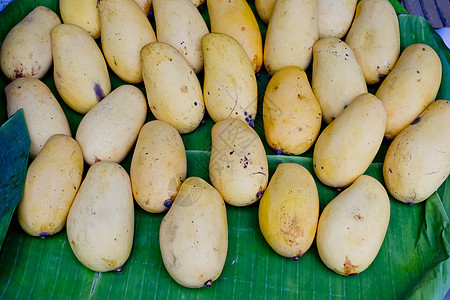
[153, 0, 209, 73]
[51, 24, 111, 114]
[312, 38, 367, 124]
[375, 43, 442, 139]
[60, 0, 100, 38]
[317, 175, 390, 276]
[383, 100, 450, 204]
[160, 177, 228, 288]
[76, 85, 147, 165]
[141, 42, 204, 134]
[263, 66, 322, 155]
[259, 163, 319, 258]
[345, 0, 400, 84]
[202, 33, 257, 125]
[99, 0, 156, 83]
[264, 0, 319, 74]
[318, 0, 357, 38]
[255, 0, 276, 24]
[130, 120, 187, 213]
[67, 161, 134, 273]
[209, 118, 269, 206]
[208, 0, 263, 72]
[5, 78, 71, 158]
[134, 0, 152, 16]
[0, 6, 60, 80]
[17, 135, 83, 237]
[313, 93, 386, 188]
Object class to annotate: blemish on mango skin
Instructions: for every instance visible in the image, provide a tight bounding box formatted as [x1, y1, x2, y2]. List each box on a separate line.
[94, 83, 105, 101]
[343, 256, 357, 275]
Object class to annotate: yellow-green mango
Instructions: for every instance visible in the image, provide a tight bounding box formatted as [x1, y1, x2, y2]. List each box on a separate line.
[1, 6, 60, 80]
[316, 175, 390, 275]
[153, 0, 209, 73]
[60, 0, 100, 38]
[130, 120, 187, 213]
[202, 32, 257, 125]
[318, 0, 357, 38]
[263, 66, 322, 155]
[51, 23, 111, 114]
[208, 0, 263, 72]
[345, 0, 400, 84]
[17, 135, 83, 237]
[141, 42, 204, 133]
[160, 177, 228, 288]
[383, 100, 450, 204]
[76, 85, 147, 165]
[98, 0, 156, 83]
[264, 0, 319, 74]
[255, 0, 276, 24]
[313, 93, 386, 188]
[375, 43, 442, 139]
[209, 118, 268, 206]
[5, 77, 71, 158]
[312, 38, 367, 124]
[259, 163, 319, 259]
[67, 161, 134, 272]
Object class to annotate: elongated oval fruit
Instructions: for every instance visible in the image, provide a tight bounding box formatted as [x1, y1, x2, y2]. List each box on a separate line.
[345, 0, 400, 84]
[255, 0, 276, 24]
[141, 42, 204, 133]
[313, 93, 386, 188]
[160, 177, 228, 288]
[312, 38, 367, 124]
[130, 120, 187, 213]
[316, 175, 390, 276]
[208, 0, 263, 72]
[5, 78, 71, 158]
[209, 118, 268, 206]
[153, 0, 209, 73]
[17, 135, 83, 237]
[67, 161, 134, 272]
[263, 66, 322, 155]
[264, 0, 319, 74]
[202, 33, 257, 125]
[51, 23, 111, 114]
[259, 163, 319, 259]
[1, 6, 60, 80]
[375, 43, 442, 139]
[318, 0, 357, 38]
[76, 85, 147, 165]
[60, 0, 100, 38]
[383, 100, 450, 204]
[99, 0, 156, 83]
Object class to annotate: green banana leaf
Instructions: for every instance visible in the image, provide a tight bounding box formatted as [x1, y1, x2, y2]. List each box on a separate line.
[0, 0, 449, 299]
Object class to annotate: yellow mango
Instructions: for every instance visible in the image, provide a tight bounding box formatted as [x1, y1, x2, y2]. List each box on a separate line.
[375, 43, 442, 139]
[209, 118, 269, 206]
[202, 33, 257, 125]
[255, 0, 276, 24]
[345, 0, 400, 84]
[259, 163, 319, 259]
[313, 93, 386, 188]
[263, 66, 322, 155]
[51, 23, 111, 114]
[18, 135, 83, 237]
[141, 42, 205, 134]
[383, 100, 450, 204]
[1, 6, 60, 80]
[134, 0, 152, 16]
[130, 120, 187, 213]
[153, 0, 209, 73]
[208, 0, 263, 72]
[67, 161, 134, 272]
[318, 0, 357, 38]
[60, 0, 100, 38]
[160, 177, 228, 288]
[264, 0, 319, 74]
[317, 175, 390, 276]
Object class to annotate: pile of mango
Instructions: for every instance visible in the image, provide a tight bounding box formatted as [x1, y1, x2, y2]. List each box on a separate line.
[1, 0, 449, 289]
